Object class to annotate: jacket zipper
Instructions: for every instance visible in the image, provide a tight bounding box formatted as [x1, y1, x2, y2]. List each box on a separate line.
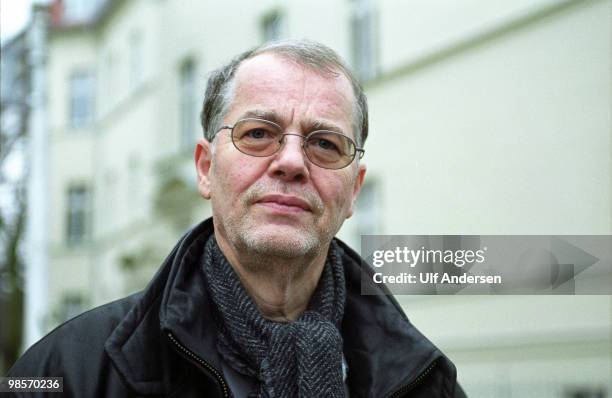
[166, 332, 230, 398]
[386, 359, 438, 398]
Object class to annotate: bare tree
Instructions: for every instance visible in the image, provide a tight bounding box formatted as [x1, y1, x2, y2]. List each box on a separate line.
[0, 31, 30, 373]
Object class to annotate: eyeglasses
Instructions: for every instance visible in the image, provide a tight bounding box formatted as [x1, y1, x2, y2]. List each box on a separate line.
[216, 118, 365, 170]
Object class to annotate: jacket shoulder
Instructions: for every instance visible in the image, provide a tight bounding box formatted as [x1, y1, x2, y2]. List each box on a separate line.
[7, 292, 142, 395]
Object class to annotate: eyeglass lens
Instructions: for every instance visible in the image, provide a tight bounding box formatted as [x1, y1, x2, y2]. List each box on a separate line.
[231, 118, 356, 169]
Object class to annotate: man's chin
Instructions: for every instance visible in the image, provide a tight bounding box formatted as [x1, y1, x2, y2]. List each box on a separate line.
[240, 226, 319, 258]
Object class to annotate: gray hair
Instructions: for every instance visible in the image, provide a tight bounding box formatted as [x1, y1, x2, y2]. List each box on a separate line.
[200, 39, 369, 147]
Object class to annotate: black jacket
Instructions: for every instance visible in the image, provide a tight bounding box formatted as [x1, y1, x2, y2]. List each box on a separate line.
[9, 218, 466, 397]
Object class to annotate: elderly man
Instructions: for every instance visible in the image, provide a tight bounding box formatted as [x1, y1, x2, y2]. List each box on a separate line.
[9, 40, 465, 397]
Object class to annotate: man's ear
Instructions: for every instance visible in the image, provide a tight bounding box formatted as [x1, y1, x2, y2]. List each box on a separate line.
[195, 138, 213, 199]
[346, 163, 366, 218]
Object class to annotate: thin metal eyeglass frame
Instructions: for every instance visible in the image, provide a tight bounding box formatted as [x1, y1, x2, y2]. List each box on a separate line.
[215, 118, 365, 170]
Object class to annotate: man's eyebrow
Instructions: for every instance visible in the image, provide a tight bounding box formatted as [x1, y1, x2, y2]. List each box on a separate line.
[237, 110, 347, 136]
[239, 110, 283, 125]
[307, 120, 345, 135]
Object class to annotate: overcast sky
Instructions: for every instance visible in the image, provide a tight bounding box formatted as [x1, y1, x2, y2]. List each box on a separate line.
[0, 0, 33, 44]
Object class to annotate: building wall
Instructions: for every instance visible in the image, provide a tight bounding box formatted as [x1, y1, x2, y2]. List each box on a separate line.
[378, 0, 569, 72]
[352, 0, 611, 238]
[85, 0, 163, 302]
[352, 1, 612, 394]
[45, 30, 97, 323]
[400, 295, 611, 396]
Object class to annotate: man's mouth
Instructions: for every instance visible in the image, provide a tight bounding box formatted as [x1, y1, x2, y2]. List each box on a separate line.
[256, 194, 312, 213]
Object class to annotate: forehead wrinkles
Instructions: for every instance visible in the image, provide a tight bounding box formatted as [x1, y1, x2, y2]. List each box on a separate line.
[229, 56, 355, 133]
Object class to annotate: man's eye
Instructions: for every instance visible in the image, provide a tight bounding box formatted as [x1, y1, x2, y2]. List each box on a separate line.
[247, 129, 269, 139]
[317, 138, 339, 151]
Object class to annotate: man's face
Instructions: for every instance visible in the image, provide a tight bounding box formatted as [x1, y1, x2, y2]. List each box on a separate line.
[195, 53, 366, 259]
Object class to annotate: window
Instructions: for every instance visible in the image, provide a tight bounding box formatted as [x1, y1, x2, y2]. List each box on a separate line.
[350, 0, 378, 81]
[261, 10, 284, 42]
[129, 30, 144, 88]
[103, 52, 116, 112]
[104, 169, 117, 228]
[68, 71, 94, 128]
[128, 154, 142, 211]
[66, 185, 89, 245]
[179, 59, 197, 151]
[564, 388, 607, 398]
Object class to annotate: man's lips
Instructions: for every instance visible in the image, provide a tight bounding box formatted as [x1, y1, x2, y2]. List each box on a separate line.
[256, 194, 312, 212]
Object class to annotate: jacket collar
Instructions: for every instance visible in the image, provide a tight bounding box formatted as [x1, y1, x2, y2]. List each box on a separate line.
[337, 240, 455, 397]
[106, 218, 455, 397]
[105, 219, 216, 395]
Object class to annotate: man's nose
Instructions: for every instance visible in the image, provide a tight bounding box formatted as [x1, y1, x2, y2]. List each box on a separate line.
[268, 134, 310, 183]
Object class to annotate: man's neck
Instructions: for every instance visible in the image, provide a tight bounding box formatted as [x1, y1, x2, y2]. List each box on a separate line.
[215, 233, 329, 322]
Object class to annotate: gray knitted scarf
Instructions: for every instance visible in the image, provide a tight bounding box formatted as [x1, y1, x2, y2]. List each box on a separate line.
[201, 235, 347, 398]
